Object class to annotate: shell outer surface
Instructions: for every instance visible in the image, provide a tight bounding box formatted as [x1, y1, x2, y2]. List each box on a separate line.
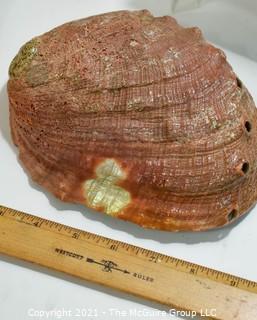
[8, 10, 257, 231]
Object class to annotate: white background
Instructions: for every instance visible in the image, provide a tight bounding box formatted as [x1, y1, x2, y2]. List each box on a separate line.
[0, 1, 257, 319]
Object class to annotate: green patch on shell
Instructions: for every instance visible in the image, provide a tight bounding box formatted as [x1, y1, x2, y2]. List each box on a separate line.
[83, 159, 131, 216]
[9, 38, 38, 78]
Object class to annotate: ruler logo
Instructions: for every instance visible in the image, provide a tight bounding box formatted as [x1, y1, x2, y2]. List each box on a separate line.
[85, 257, 154, 282]
[54, 246, 154, 282]
[86, 257, 130, 274]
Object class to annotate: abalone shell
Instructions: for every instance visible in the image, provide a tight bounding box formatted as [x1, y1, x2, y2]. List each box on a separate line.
[8, 10, 257, 231]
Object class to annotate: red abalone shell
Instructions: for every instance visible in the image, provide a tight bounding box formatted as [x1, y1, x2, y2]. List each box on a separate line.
[8, 10, 257, 231]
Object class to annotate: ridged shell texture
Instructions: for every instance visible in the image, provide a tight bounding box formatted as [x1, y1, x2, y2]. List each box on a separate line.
[8, 10, 257, 231]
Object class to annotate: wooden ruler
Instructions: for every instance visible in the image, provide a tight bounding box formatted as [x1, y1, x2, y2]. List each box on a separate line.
[0, 205, 256, 320]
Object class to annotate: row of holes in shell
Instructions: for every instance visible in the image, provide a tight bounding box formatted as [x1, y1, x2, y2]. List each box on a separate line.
[228, 78, 252, 222]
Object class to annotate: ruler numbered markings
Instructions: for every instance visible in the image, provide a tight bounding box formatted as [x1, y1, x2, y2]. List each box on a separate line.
[0, 205, 257, 320]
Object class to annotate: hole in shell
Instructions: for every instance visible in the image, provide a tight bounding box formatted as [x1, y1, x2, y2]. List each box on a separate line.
[236, 77, 243, 88]
[228, 209, 238, 222]
[241, 162, 250, 174]
[245, 121, 252, 133]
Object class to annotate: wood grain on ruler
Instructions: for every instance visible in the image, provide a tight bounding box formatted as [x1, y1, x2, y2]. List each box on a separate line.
[0, 205, 257, 320]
